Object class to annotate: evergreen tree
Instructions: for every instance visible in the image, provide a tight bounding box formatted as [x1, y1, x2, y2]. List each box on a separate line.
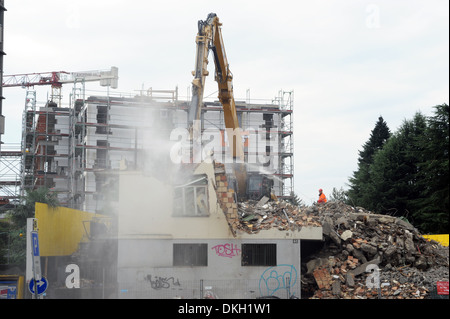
[347, 116, 391, 208]
[329, 187, 348, 202]
[346, 105, 448, 233]
[412, 104, 449, 233]
[288, 191, 304, 207]
[369, 113, 427, 219]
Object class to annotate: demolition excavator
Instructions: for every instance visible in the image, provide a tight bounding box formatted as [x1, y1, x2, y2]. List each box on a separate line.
[188, 13, 273, 201]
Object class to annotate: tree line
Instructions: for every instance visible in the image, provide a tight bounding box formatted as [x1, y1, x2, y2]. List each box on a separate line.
[341, 104, 448, 234]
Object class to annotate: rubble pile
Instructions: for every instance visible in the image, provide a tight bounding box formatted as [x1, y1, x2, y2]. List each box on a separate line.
[214, 161, 321, 235]
[212, 159, 448, 299]
[302, 201, 449, 299]
[236, 197, 321, 234]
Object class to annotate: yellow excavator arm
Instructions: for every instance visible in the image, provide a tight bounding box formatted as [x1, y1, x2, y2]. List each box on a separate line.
[189, 13, 247, 196]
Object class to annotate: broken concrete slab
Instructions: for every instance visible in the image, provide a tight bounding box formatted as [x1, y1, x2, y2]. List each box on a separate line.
[361, 243, 378, 257]
[350, 257, 381, 277]
[332, 277, 341, 296]
[346, 272, 355, 287]
[256, 196, 270, 207]
[340, 230, 353, 241]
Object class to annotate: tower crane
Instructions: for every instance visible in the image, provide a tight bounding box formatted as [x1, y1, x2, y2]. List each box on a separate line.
[2, 66, 118, 105]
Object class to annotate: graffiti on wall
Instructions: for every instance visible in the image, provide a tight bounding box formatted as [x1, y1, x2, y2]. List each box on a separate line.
[211, 243, 241, 258]
[145, 274, 181, 290]
[259, 264, 297, 297]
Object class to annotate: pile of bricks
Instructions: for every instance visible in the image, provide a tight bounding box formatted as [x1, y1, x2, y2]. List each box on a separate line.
[345, 255, 359, 269]
[313, 267, 333, 290]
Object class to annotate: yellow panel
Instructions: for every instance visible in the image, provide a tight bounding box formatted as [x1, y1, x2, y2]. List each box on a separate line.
[422, 234, 449, 247]
[35, 203, 108, 256]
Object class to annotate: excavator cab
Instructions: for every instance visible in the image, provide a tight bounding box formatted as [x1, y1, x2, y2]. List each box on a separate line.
[245, 173, 273, 201]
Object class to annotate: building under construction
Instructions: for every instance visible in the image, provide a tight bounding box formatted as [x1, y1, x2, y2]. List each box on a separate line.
[17, 85, 294, 214]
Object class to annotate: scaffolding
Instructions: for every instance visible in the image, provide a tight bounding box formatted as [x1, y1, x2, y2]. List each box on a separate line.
[273, 90, 294, 199]
[20, 89, 73, 204]
[0, 143, 21, 206]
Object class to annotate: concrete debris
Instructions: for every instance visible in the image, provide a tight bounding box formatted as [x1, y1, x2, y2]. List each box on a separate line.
[214, 162, 321, 235]
[236, 199, 321, 234]
[302, 201, 449, 299]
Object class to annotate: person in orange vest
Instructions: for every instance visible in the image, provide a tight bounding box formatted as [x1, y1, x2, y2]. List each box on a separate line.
[317, 188, 327, 203]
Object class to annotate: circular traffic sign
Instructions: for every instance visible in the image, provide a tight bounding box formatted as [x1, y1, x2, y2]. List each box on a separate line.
[28, 277, 48, 295]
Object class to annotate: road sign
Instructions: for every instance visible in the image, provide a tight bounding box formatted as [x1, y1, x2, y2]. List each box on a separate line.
[30, 231, 42, 281]
[31, 231, 40, 257]
[28, 277, 48, 295]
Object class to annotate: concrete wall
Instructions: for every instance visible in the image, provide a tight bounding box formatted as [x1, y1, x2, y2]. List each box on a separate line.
[117, 238, 302, 299]
[117, 163, 232, 239]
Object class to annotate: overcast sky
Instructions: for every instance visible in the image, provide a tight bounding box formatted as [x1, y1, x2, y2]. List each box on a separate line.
[2, 0, 449, 204]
